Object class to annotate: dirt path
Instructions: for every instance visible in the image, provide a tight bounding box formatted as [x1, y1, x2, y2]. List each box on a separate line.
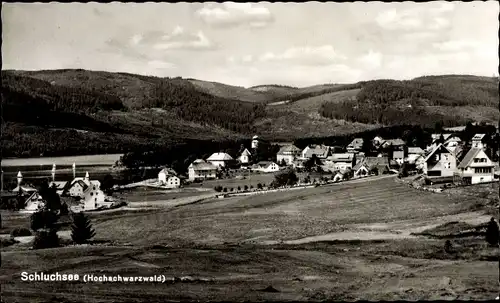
[259, 210, 492, 245]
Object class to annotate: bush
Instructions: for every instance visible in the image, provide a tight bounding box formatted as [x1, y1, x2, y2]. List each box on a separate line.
[230, 188, 234, 192]
[30, 210, 59, 231]
[71, 213, 96, 244]
[444, 240, 453, 253]
[237, 186, 241, 191]
[223, 187, 227, 192]
[214, 186, 223, 192]
[10, 228, 32, 238]
[250, 185, 254, 189]
[244, 185, 248, 191]
[485, 218, 499, 246]
[32, 229, 59, 249]
[257, 183, 263, 189]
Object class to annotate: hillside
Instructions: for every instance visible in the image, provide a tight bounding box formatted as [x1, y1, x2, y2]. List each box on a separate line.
[1, 69, 497, 157]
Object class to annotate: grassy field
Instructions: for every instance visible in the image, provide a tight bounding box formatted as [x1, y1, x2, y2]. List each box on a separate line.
[1, 176, 498, 301]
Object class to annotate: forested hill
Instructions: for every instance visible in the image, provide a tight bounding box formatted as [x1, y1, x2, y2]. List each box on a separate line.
[1, 69, 498, 158]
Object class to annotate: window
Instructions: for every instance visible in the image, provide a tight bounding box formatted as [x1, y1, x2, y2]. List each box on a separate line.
[475, 168, 492, 174]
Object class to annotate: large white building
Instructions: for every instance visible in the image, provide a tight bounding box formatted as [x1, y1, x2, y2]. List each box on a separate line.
[158, 168, 180, 188]
[276, 145, 301, 165]
[188, 159, 218, 181]
[455, 148, 495, 184]
[206, 152, 234, 169]
[238, 149, 252, 164]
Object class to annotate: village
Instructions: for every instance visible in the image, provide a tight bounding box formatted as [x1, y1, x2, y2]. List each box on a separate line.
[5, 129, 499, 214]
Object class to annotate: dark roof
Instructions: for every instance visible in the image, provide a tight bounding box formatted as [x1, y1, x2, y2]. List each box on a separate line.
[457, 148, 494, 169]
[383, 139, 406, 146]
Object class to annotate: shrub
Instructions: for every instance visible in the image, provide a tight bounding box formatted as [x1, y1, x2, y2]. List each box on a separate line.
[223, 187, 227, 192]
[60, 202, 69, 215]
[71, 213, 96, 244]
[237, 186, 241, 191]
[30, 210, 59, 231]
[444, 240, 453, 253]
[257, 183, 262, 189]
[32, 229, 59, 249]
[214, 186, 223, 192]
[250, 185, 254, 189]
[10, 228, 32, 238]
[244, 185, 248, 191]
[230, 188, 234, 192]
[485, 217, 499, 246]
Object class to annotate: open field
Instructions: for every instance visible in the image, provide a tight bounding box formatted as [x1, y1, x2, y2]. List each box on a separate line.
[1, 176, 498, 301]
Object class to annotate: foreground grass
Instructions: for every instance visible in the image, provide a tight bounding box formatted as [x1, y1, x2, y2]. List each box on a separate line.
[1, 238, 497, 302]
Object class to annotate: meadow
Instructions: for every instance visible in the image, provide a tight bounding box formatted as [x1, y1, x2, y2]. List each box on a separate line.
[1, 176, 497, 301]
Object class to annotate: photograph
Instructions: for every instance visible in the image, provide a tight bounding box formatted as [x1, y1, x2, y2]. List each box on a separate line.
[1, 1, 499, 301]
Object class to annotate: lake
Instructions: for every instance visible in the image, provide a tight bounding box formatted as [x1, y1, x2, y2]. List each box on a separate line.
[1, 154, 158, 188]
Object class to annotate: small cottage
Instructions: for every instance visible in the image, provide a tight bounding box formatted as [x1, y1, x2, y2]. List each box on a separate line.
[454, 147, 495, 184]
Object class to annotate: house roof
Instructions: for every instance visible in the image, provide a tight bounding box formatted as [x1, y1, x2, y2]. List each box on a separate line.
[207, 152, 234, 161]
[472, 133, 486, 141]
[445, 136, 462, 143]
[256, 161, 276, 168]
[408, 147, 424, 155]
[431, 133, 452, 141]
[190, 161, 217, 171]
[347, 138, 363, 149]
[424, 144, 453, 162]
[383, 139, 406, 146]
[303, 145, 330, 158]
[457, 148, 494, 169]
[240, 148, 252, 156]
[11, 185, 37, 193]
[277, 145, 301, 155]
[159, 167, 177, 176]
[49, 181, 67, 189]
[327, 153, 355, 162]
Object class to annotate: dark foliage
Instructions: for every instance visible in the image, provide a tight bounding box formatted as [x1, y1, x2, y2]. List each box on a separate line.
[485, 218, 499, 246]
[30, 210, 59, 231]
[71, 213, 96, 244]
[32, 229, 59, 249]
[272, 170, 299, 188]
[10, 228, 32, 238]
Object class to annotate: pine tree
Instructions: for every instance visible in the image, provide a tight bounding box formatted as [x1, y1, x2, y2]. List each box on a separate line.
[71, 213, 96, 244]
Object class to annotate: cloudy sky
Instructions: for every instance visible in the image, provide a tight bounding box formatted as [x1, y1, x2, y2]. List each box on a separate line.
[2, 2, 498, 87]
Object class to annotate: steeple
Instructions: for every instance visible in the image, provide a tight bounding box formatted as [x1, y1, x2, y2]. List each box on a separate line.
[51, 164, 56, 182]
[17, 171, 23, 186]
[84, 171, 90, 183]
[72, 163, 76, 179]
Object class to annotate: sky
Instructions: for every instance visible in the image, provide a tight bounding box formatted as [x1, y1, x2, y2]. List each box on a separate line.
[2, 1, 499, 87]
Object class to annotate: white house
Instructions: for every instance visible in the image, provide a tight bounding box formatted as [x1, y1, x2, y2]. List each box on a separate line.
[444, 136, 462, 152]
[332, 172, 344, 182]
[353, 163, 370, 178]
[65, 172, 101, 198]
[301, 145, 330, 160]
[423, 144, 457, 177]
[471, 134, 486, 149]
[165, 175, 181, 188]
[454, 148, 495, 184]
[207, 152, 234, 169]
[24, 192, 45, 212]
[276, 145, 302, 165]
[158, 167, 177, 182]
[325, 153, 356, 172]
[238, 149, 252, 164]
[188, 159, 218, 181]
[82, 184, 107, 211]
[252, 161, 280, 173]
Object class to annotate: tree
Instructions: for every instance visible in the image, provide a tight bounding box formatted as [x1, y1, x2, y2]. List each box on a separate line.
[30, 210, 58, 231]
[101, 174, 115, 193]
[32, 229, 59, 249]
[237, 186, 241, 191]
[244, 185, 248, 191]
[15, 187, 25, 210]
[38, 181, 61, 211]
[257, 183, 263, 189]
[71, 213, 96, 244]
[485, 217, 499, 246]
[304, 155, 321, 172]
[273, 170, 299, 187]
[223, 187, 227, 192]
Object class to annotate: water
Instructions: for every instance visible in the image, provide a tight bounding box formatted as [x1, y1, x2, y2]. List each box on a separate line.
[1, 154, 158, 189]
